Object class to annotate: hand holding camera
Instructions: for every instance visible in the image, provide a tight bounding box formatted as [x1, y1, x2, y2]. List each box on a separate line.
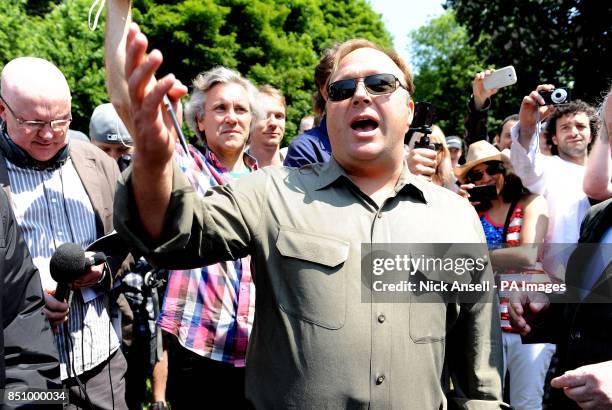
[518, 84, 559, 139]
[406, 144, 438, 182]
[539, 87, 571, 106]
[405, 102, 436, 144]
[473, 66, 517, 110]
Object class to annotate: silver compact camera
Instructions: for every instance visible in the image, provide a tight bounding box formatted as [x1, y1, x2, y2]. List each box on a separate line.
[540, 87, 571, 105]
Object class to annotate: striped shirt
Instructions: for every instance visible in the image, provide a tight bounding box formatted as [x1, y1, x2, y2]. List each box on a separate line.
[6, 157, 120, 380]
[157, 145, 256, 366]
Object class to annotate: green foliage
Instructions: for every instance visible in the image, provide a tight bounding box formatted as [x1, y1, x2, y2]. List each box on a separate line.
[446, 0, 612, 112]
[133, 0, 392, 142]
[0, 0, 106, 132]
[410, 10, 485, 135]
[0, 1, 36, 62]
[1, 0, 391, 144]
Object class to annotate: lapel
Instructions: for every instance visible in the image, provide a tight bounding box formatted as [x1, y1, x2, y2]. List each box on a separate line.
[578, 199, 612, 303]
[584, 260, 612, 302]
[0, 143, 108, 236]
[0, 152, 11, 200]
[69, 143, 105, 235]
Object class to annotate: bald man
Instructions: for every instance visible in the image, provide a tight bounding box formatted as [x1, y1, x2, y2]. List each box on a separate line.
[0, 57, 128, 409]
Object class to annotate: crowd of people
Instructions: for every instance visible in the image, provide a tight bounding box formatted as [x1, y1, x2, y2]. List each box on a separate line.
[1, 1, 611, 409]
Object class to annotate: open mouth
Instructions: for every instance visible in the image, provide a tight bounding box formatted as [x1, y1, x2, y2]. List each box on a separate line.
[350, 118, 379, 132]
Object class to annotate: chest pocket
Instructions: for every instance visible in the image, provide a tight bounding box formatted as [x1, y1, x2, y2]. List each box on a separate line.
[275, 227, 349, 330]
[409, 269, 449, 343]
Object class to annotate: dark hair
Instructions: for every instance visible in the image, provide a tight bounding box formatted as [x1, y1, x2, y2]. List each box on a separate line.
[545, 100, 598, 155]
[498, 114, 519, 135]
[474, 161, 530, 213]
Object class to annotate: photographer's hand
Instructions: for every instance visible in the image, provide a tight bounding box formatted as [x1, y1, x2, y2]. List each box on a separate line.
[473, 69, 498, 110]
[517, 84, 556, 149]
[407, 147, 437, 182]
[458, 182, 480, 205]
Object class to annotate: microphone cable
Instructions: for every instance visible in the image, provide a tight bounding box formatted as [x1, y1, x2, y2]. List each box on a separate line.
[106, 261, 116, 410]
[63, 314, 94, 410]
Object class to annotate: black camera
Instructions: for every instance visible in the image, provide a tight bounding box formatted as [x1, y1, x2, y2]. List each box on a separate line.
[413, 135, 435, 150]
[405, 102, 436, 145]
[540, 87, 571, 105]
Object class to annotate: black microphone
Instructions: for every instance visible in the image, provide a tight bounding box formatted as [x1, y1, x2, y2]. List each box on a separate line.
[50, 243, 107, 302]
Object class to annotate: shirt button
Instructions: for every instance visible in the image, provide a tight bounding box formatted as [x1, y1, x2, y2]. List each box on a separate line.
[51, 198, 57, 203]
[58, 231, 63, 236]
[377, 314, 385, 323]
[376, 375, 385, 385]
[377, 213, 383, 219]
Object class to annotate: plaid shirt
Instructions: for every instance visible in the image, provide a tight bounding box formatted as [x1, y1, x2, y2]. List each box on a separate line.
[158, 144, 257, 366]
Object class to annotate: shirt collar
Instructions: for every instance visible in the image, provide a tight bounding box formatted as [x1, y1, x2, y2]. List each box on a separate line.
[312, 157, 429, 204]
[203, 146, 258, 173]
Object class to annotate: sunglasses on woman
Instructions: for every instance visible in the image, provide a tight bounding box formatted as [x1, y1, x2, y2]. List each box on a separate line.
[466, 162, 504, 183]
[327, 73, 409, 102]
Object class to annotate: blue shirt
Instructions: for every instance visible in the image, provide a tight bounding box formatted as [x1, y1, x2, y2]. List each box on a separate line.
[283, 117, 331, 167]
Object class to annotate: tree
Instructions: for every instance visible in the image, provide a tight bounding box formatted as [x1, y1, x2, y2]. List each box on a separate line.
[409, 10, 486, 135]
[1, 0, 391, 143]
[133, 0, 392, 142]
[446, 0, 612, 111]
[0, 0, 107, 133]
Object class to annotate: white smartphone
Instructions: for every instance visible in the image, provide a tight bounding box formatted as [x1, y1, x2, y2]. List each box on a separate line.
[482, 66, 517, 91]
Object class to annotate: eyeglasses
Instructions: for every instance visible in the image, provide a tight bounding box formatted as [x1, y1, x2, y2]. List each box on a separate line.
[327, 73, 409, 102]
[0, 94, 71, 133]
[466, 162, 504, 183]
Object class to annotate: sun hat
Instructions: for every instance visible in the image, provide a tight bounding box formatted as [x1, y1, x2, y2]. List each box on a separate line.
[454, 140, 511, 183]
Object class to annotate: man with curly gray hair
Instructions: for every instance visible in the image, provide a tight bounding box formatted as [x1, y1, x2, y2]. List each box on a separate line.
[184, 66, 260, 149]
[158, 65, 260, 409]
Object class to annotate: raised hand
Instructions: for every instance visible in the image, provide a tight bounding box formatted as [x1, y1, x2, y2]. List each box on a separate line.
[473, 69, 499, 110]
[125, 23, 188, 169]
[517, 84, 557, 144]
[123, 23, 189, 239]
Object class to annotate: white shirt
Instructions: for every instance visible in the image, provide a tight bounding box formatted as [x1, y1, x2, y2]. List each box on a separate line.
[510, 123, 589, 244]
[510, 123, 590, 281]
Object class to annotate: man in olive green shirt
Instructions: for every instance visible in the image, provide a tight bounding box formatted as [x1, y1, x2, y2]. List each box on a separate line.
[115, 30, 505, 408]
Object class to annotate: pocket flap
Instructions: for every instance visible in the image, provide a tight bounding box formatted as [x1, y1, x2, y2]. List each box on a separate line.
[276, 227, 349, 268]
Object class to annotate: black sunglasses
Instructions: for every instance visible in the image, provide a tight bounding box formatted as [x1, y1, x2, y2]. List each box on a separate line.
[466, 162, 504, 183]
[327, 73, 409, 102]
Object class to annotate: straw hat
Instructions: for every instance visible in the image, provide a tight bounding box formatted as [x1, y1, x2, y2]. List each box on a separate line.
[454, 140, 511, 183]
